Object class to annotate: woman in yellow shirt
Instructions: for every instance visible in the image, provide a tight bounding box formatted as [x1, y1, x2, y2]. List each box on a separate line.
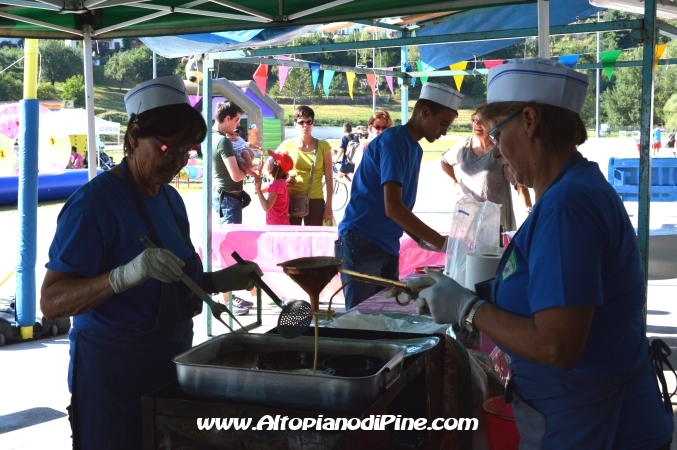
[277, 105, 333, 226]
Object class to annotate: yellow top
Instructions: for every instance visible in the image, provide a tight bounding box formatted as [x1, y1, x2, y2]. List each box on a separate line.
[278, 138, 332, 199]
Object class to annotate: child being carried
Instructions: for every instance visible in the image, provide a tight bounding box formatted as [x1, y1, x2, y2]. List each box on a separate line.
[228, 126, 262, 177]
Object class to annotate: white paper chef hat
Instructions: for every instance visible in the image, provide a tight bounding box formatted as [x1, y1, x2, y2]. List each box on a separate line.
[419, 82, 464, 112]
[487, 58, 589, 114]
[124, 74, 190, 119]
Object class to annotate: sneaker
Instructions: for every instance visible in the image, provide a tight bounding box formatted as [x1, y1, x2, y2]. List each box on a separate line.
[231, 305, 249, 315]
[233, 296, 254, 308]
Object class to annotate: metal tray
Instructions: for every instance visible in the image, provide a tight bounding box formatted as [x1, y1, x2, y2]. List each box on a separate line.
[173, 334, 405, 414]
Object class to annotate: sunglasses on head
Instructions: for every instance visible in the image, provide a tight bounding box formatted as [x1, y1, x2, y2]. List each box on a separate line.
[296, 119, 314, 126]
[152, 136, 191, 159]
[372, 125, 389, 131]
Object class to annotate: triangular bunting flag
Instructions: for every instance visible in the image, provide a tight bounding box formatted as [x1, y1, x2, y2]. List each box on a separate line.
[253, 64, 268, 94]
[558, 54, 580, 68]
[483, 60, 504, 69]
[386, 69, 394, 96]
[601, 50, 622, 80]
[310, 62, 321, 89]
[655, 44, 667, 71]
[346, 72, 356, 100]
[278, 56, 291, 91]
[449, 61, 468, 91]
[366, 73, 377, 95]
[416, 61, 429, 84]
[323, 70, 335, 98]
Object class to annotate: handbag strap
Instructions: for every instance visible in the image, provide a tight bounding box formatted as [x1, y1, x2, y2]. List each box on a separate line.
[306, 138, 319, 197]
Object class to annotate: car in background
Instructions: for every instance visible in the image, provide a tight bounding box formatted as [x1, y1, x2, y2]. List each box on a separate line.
[354, 125, 368, 138]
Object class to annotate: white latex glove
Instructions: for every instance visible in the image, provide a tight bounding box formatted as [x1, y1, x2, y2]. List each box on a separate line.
[416, 235, 448, 253]
[383, 276, 436, 305]
[413, 268, 478, 325]
[211, 262, 263, 293]
[109, 248, 185, 293]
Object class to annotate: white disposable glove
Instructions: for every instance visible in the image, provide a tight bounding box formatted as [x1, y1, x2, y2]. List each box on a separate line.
[211, 262, 263, 293]
[413, 268, 478, 325]
[416, 235, 448, 253]
[383, 276, 436, 306]
[109, 248, 185, 293]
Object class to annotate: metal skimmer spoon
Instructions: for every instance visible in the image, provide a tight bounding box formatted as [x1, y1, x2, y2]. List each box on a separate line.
[140, 235, 248, 339]
[231, 251, 311, 339]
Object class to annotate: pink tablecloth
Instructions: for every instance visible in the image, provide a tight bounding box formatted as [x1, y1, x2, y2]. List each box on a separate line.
[200, 224, 445, 303]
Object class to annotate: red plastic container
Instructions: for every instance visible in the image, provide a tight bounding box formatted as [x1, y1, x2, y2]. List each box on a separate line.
[480, 396, 520, 450]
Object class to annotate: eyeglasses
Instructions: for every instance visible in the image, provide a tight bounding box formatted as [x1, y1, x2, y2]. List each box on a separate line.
[296, 119, 314, 126]
[487, 109, 523, 145]
[372, 125, 389, 131]
[152, 136, 191, 159]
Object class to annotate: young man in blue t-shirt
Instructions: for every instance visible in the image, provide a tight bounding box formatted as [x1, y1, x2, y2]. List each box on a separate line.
[336, 83, 463, 310]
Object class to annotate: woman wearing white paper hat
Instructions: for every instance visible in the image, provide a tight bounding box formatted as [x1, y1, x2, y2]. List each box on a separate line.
[440, 104, 532, 231]
[40, 74, 262, 450]
[410, 59, 673, 449]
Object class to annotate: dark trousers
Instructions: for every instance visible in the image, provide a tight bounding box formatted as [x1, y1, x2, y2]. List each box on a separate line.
[289, 198, 325, 226]
[335, 229, 399, 310]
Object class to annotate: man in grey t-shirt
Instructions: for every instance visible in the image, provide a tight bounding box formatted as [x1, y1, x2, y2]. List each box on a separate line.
[212, 101, 245, 224]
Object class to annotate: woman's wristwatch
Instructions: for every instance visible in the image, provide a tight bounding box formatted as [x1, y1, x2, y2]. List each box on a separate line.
[464, 299, 487, 332]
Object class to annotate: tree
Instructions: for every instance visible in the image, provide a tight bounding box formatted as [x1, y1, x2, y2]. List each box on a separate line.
[128, 46, 181, 81]
[39, 40, 82, 85]
[104, 50, 135, 89]
[37, 83, 58, 100]
[62, 75, 86, 108]
[272, 67, 314, 110]
[0, 73, 22, 100]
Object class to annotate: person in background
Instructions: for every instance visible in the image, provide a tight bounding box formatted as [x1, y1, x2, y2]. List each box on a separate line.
[211, 101, 253, 314]
[652, 123, 663, 156]
[212, 101, 248, 226]
[254, 150, 292, 225]
[410, 58, 674, 449]
[350, 109, 394, 172]
[67, 146, 84, 169]
[334, 122, 360, 178]
[40, 75, 262, 450]
[336, 83, 463, 310]
[276, 105, 333, 226]
[441, 104, 532, 231]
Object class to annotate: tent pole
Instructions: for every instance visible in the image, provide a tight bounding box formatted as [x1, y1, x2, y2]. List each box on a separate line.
[16, 38, 39, 340]
[153, 51, 157, 79]
[202, 60, 214, 336]
[639, 0, 658, 323]
[537, 0, 550, 58]
[400, 38, 409, 125]
[83, 29, 98, 180]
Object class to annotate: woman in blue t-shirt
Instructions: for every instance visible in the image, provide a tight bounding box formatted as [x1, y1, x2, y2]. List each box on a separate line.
[40, 75, 262, 450]
[409, 59, 674, 449]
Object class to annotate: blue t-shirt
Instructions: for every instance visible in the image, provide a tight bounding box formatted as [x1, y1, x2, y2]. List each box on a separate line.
[495, 155, 672, 448]
[338, 125, 422, 255]
[46, 169, 196, 331]
[653, 127, 662, 143]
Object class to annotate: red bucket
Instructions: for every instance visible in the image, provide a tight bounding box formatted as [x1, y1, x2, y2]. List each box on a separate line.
[480, 396, 520, 450]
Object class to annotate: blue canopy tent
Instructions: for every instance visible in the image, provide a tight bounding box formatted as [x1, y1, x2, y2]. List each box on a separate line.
[419, 0, 601, 68]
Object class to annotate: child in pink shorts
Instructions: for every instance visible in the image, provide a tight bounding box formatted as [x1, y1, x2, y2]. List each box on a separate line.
[255, 150, 292, 225]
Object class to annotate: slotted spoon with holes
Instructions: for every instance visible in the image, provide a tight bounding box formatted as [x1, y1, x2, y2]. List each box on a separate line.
[231, 251, 312, 339]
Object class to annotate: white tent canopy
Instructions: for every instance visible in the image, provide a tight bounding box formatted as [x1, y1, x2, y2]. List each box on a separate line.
[47, 109, 120, 135]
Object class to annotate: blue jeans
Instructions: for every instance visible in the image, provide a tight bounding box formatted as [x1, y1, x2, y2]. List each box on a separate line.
[212, 192, 242, 224]
[335, 229, 399, 310]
